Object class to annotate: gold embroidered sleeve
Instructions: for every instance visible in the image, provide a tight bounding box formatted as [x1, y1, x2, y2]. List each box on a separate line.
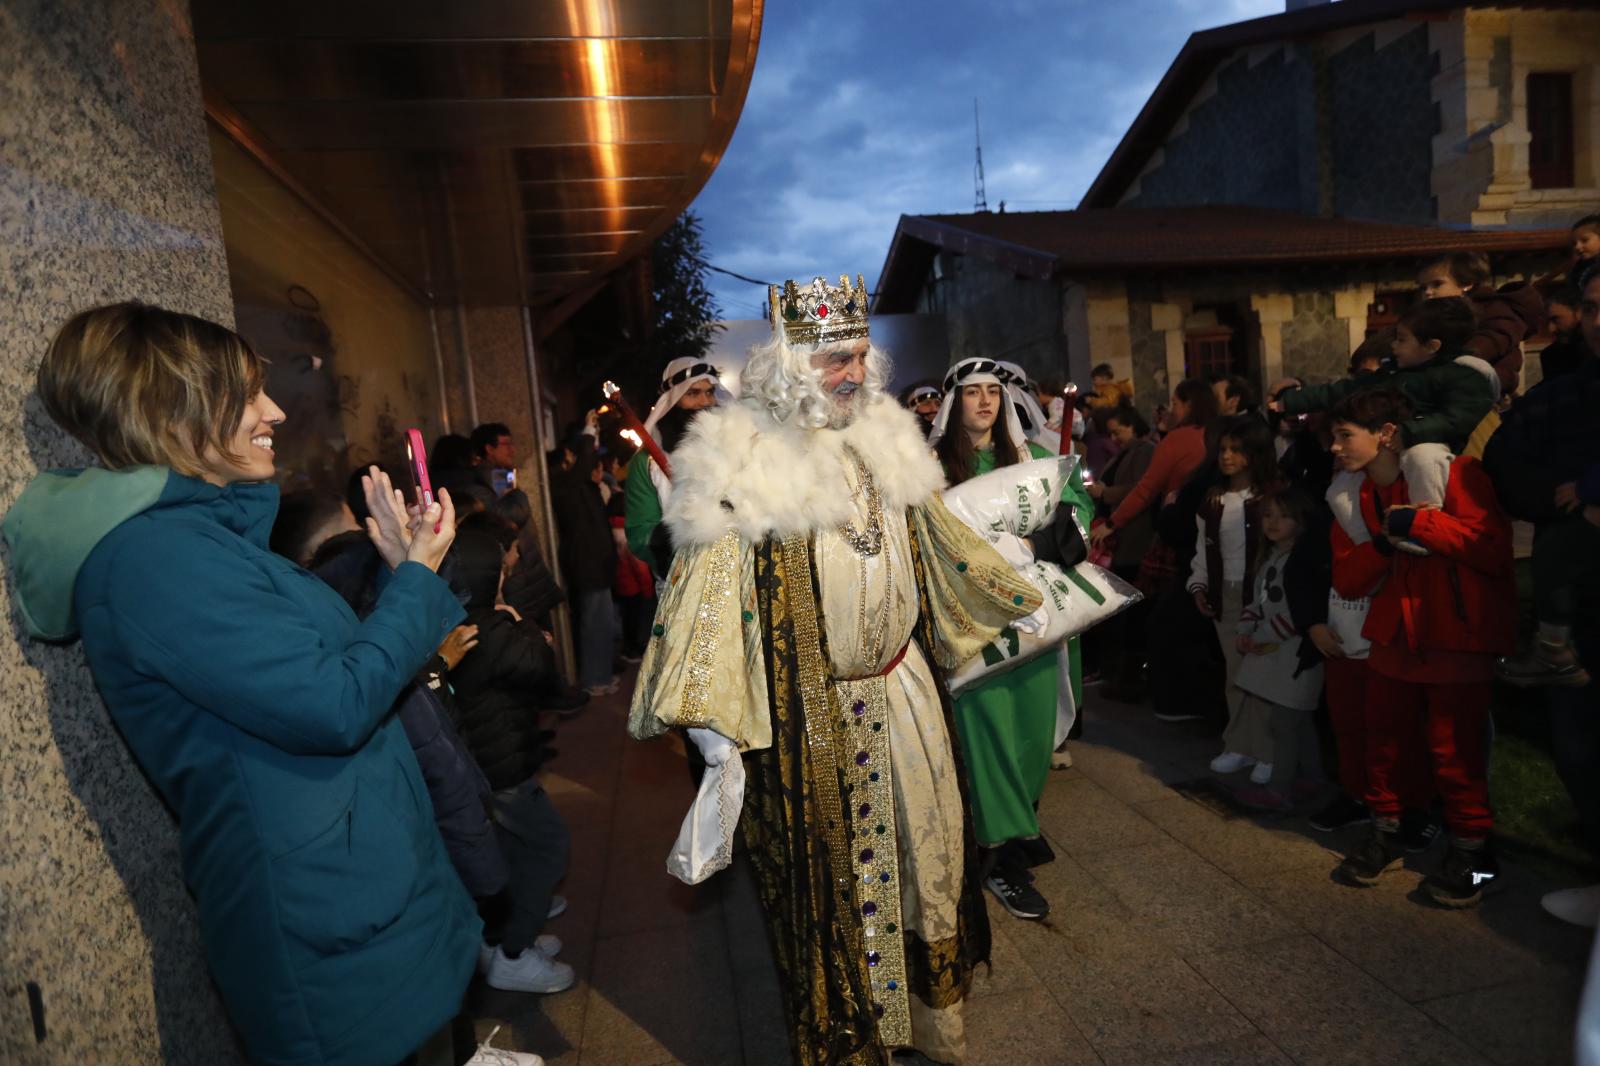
[628, 530, 772, 751]
[909, 494, 1045, 670]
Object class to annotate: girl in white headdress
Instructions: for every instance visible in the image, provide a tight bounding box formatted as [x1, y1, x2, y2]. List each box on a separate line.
[929, 356, 1095, 922]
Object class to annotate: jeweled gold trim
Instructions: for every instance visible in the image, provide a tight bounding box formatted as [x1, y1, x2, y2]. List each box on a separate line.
[769, 274, 871, 346]
[835, 675, 911, 1046]
[678, 529, 742, 727]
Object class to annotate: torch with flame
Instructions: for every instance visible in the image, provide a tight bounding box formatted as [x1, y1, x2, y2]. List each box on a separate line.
[601, 381, 673, 479]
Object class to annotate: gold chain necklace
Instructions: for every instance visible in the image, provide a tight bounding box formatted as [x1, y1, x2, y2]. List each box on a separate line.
[838, 444, 884, 557]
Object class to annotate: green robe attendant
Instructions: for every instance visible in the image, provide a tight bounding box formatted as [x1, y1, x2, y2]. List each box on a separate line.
[951, 442, 1092, 846]
[623, 448, 665, 573]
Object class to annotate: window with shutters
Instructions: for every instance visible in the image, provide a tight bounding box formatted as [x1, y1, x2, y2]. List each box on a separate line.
[1527, 72, 1575, 190]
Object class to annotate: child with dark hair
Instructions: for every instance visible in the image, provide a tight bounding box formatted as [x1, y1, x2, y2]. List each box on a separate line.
[1418, 251, 1545, 392]
[1087, 362, 1134, 410]
[270, 490, 358, 566]
[447, 514, 576, 994]
[1229, 485, 1330, 812]
[1572, 214, 1600, 289]
[1274, 297, 1496, 557]
[1187, 417, 1285, 779]
[1326, 388, 1515, 908]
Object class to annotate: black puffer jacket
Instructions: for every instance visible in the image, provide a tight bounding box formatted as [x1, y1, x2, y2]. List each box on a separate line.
[1484, 352, 1600, 523]
[448, 523, 563, 791]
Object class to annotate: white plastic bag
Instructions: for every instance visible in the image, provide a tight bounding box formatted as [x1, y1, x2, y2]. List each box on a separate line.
[940, 455, 1140, 693]
[947, 560, 1140, 693]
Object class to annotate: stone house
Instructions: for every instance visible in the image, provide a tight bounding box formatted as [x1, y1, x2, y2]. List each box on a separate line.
[872, 0, 1592, 406]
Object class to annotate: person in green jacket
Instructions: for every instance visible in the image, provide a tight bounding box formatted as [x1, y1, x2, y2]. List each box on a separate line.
[1270, 296, 1498, 555]
[622, 356, 722, 578]
[929, 357, 1093, 921]
[3, 304, 485, 1066]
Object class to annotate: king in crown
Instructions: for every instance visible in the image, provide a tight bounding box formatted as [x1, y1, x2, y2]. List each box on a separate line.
[630, 273, 1042, 1063]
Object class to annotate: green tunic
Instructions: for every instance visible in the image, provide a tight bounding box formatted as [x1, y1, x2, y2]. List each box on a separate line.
[623, 448, 664, 572]
[950, 442, 1092, 846]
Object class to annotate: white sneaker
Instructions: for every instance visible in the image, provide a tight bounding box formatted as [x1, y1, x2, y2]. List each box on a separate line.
[465, 1025, 546, 1066]
[1249, 762, 1274, 785]
[1051, 746, 1073, 770]
[479, 934, 562, 974]
[547, 894, 567, 920]
[485, 945, 576, 994]
[1541, 884, 1600, 928]
[1210, 752, 1256, 774]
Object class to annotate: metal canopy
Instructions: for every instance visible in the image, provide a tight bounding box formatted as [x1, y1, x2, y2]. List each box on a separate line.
[192, 1, 763, 308]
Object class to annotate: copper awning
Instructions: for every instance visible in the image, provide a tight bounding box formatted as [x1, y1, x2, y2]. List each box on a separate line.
[192, 1, 762, 308]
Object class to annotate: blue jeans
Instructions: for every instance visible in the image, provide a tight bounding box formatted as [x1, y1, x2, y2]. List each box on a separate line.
[575, 587, 616, 689]
[487, 779, 570, 955]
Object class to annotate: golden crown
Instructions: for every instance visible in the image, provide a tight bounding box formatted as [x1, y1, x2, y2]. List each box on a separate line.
[769, 274, 871, 345]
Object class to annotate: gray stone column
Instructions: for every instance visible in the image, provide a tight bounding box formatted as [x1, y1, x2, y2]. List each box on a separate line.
[1, 2, 244, 1061]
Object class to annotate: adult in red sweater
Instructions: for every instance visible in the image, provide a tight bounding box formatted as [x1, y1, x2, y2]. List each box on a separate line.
[1327, 388, 1515, 909]
[1090, 377, 1215, 545]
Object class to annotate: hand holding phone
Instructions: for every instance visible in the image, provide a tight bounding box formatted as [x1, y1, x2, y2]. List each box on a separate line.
[404, 428, 440, 533]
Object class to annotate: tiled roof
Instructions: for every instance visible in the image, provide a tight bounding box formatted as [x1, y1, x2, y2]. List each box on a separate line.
[873, 206, 1568, 312]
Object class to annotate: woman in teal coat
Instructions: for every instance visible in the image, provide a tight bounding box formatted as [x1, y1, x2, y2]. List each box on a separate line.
[930, 357, 1092, 922]
[3, 305, 480, 1065]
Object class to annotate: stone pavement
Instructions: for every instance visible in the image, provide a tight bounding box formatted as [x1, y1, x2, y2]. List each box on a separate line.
[469, 679, 1591, 1065]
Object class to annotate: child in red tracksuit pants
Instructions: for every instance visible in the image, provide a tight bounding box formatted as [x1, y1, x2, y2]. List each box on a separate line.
[1326, 388, 1515, 908]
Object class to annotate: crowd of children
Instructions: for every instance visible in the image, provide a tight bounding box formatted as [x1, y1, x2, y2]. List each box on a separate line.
[1072, 213, 1600, 910]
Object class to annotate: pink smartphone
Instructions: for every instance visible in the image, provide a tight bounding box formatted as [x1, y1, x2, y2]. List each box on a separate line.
[404, 428, 434, 509]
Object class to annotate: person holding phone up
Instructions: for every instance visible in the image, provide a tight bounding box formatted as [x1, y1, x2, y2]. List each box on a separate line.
[3, 304, 481, 1066]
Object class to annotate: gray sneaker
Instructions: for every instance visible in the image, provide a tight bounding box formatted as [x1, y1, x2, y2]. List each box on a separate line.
[485, 945, 575, 994]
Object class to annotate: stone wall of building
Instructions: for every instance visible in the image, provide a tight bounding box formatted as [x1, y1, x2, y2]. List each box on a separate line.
[0, 2, 246, 1060]
[1122, 45, 1318, 214]
[939, 254, 1069, 384]
[1280, 290, 1354, 383]
[1329, 24, 1439, 223]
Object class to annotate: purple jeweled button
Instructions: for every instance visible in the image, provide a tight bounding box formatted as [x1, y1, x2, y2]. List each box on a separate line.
[860, 848, 874, 863]
[855, 751, 870, 767]
[852, 699, 866, 717]
[858, 803, 871, 818]
[863, 901, 878, 917]
[867, 951, 881, 967]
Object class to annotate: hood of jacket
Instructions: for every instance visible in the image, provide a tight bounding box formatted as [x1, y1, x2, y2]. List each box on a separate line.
[2, 466, 279, 641]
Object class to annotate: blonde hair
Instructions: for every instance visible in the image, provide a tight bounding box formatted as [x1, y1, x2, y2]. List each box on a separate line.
[37, 303, 267, 478]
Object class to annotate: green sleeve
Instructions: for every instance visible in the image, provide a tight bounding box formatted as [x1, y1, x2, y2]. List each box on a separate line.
[1279, 375, 1359, 415]
[623, 450, 663, 571]
[1399, 365, 1493, 450]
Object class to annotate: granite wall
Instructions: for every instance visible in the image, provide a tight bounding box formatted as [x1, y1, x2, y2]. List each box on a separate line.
[1125, 45, 1319, 215]
[0, 1, 246, 1061]
[1328, 25, 1438, 223]
[936, 254, 1068, 385]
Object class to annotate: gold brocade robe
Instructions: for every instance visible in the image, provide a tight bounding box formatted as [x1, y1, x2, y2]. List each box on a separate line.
[630, 485, 1040, 1066]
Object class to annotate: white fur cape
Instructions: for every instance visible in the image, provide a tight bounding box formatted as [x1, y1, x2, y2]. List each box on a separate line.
[664, 397, 947, 549]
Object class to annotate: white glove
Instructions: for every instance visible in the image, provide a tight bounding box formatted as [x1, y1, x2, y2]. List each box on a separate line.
[989, 531, 1035, 571]
[687, 726, 736, 767]
[669, 729, 744, 884]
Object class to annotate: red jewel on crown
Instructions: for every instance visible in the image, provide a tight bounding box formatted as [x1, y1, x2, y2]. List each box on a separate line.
[816, 304, 829, 318]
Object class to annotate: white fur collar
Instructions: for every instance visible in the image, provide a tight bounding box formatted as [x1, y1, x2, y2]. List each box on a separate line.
[664, 397, 947, 548]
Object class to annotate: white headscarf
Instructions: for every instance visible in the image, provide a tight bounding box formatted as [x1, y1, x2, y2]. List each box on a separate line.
[928, 357, 1029, 450]
[643, 357, 727, 441]
[995, 361, 1083, 451]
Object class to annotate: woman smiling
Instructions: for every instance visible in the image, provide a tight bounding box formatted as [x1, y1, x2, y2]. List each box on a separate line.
[4, 303, 478, 1065]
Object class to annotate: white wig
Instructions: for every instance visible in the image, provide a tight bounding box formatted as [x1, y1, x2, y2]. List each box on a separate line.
[739, 330, 894, 430]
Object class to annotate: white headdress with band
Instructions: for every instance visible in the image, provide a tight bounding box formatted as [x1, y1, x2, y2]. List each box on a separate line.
[643, 356, 726, 440]
[995, 360, 1084, 448]
[927, 357, 1029, 449]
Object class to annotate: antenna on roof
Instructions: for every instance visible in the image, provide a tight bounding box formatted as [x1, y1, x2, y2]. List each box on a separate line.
[973, 98, 989, 214]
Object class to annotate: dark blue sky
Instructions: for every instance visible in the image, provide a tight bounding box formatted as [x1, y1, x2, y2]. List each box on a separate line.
[689, 0, 1283, 320]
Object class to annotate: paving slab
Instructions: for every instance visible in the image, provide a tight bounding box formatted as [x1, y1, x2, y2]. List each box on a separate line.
[1037, 775, 1170, 856]
[1131, 794, 1344, 886]
[960, 985, 1103, 1065]
[1419, 973, 1581, 1066]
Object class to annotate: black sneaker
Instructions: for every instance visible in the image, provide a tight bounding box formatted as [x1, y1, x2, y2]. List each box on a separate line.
[1497, 642, 1592, 688]
[1421, 842, 1499, 909]
[985, 868, 1050, 920]
[1398, 808, 1441, 853]
[1309, 795, 1371, 833]
[1336, 827, 1406, 887]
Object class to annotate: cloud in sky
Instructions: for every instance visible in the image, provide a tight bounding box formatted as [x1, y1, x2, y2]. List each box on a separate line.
[689, 0, 1285, 321]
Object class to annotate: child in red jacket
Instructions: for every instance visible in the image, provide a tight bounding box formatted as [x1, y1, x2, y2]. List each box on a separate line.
[1326, 388, 1516, 908]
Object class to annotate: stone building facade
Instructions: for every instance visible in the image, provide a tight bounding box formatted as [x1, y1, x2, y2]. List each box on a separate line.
[875, 1, 1586, 409]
